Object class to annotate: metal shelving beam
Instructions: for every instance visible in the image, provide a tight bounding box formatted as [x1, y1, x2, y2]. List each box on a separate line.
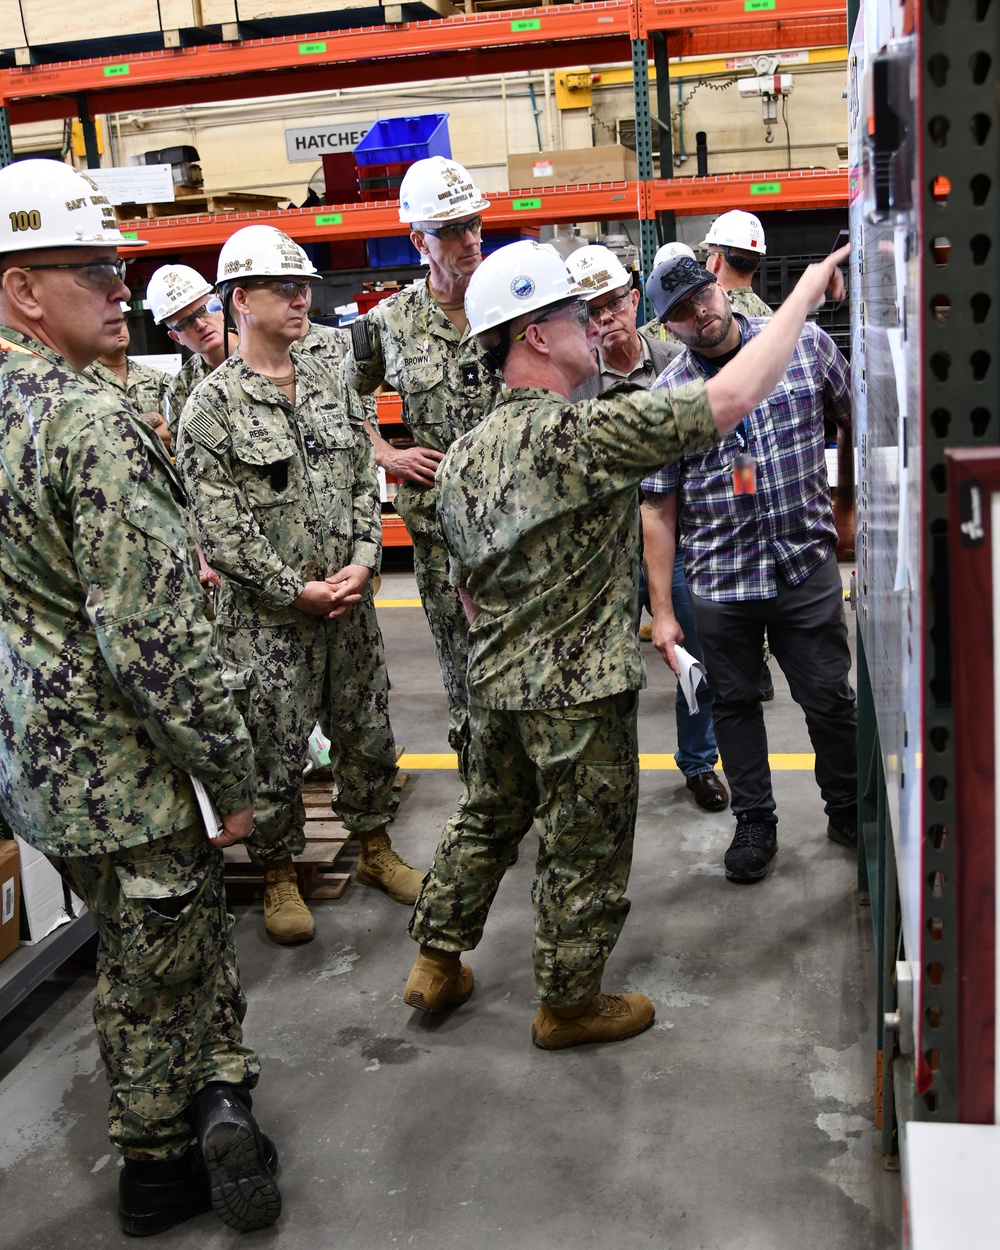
[0, 3, 634, 122]
[119, 184, 645, 253]
[0, 0, 848, 125]
[644, 168, 849, 214]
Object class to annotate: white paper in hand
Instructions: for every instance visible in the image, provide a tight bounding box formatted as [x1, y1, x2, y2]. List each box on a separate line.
[674, 644, 707, 716]
[189, 775, 225, 840]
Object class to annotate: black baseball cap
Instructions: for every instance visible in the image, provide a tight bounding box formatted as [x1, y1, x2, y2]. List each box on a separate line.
[645, 256, 717, 321]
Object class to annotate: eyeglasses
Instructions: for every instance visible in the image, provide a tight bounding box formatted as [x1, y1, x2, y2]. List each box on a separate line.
[588, 290, 632, 321]
[167, 297, 223, 334]
[244, 279, 312, 301]
[416, 215, 483, 241]
[513, 297, 590, 341]
[663, 283, 717, 322]
[16, 259, 128, 292]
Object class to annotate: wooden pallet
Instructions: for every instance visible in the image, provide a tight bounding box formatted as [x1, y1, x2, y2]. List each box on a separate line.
[223, 749, 408, 901]
[120, 190, 286, 221]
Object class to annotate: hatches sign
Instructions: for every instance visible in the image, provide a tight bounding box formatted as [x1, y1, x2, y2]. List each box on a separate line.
[285, 123, 372, 163]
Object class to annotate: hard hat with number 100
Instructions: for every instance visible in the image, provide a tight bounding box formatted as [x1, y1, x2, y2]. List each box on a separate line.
[0, 159, 146, 253]
[216, 225, 318, 284]
[398, 156, 491, 224]
[465, 240, 584, 335]
[565, 244, 632, 301]
[146, 264, 214, 324]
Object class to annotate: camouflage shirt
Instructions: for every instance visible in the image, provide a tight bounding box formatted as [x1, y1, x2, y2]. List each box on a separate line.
[728, 285, 773, 318]
[84, 357, 171, 417]
[174, 352, 381, 631]
[438, 381, 717, 710]
[164, 353, 214, 436]
[0, 328, 257, 857]
[294, 321, 376, 425]
[340, 278, 503, 535]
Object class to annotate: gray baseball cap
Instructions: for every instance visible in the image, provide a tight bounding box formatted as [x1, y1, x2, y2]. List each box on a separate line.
[645, 256, 717, 321]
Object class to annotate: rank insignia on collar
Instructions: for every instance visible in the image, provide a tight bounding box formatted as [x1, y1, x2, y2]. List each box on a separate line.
[462, 363, 479, 388]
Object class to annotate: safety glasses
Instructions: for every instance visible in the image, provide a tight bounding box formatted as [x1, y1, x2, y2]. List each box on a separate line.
[16, 259, 127, 292]
[514, 297, 590, 341]
[416, 215, 483, 241]
[244, 279, 312, 301]
[167, 296, 224, 334]
[663, 283, 717, 323]
[587, 290, 632, 321]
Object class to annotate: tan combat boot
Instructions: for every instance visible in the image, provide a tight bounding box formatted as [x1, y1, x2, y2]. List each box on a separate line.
[263, 857, 315, 945]
[403, 945, 474, 1013]
[531, 993, 655, 1050]
[356, 829, 423, 904]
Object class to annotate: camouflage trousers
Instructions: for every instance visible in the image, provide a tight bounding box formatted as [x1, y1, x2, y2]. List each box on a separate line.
[409, 690, 639, 1007]
[216, 590, 399, 864]
[409, 525, 471, 778]
[50, 823, 258, 1160]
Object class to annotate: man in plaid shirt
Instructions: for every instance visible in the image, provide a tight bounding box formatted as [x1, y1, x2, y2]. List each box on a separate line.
[640, 255, 856, 884]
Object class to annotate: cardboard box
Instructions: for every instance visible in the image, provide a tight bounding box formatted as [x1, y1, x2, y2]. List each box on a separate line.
[0, 839, 20, 966]
[508, 145, 638, 190]
[15, 835, 73, 945]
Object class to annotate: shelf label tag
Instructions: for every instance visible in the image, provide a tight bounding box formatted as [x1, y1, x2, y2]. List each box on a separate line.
[745, 0, 776, 9]
[512, 198, 542, 210]
[104, 64, 130, 77]
[299, 41, 328, 54]
[314, 213, 343, 225]
[511, 18, 541, 31]
[749, 182, 782, 195]
[120, 231, 140, 240]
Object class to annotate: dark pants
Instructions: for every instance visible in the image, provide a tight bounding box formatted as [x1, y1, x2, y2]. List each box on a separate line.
[637, 553, 719, 776]
[688, 553, 856, 822]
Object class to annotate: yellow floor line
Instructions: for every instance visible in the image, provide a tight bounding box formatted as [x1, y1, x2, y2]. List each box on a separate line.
[399, 752, 816, 771]
[375, 598, 423, 607]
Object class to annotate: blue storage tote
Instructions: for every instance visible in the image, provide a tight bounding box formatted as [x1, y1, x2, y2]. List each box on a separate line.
[367, 235, 421, 267]
[353, 114, 451, 167]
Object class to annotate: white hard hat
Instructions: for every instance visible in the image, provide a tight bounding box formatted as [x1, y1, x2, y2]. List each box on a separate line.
[146, 264, 214, 324]
[144, 263, 212, 325]
[701, 209, 767, 255]
[465, 239, 583, 335]
[216, 225, 318, 284]
[398, 156, 490, 224]
[565, 244, 631, 301]
[653, 241, 696, 267]
[0, 159, 145, 253]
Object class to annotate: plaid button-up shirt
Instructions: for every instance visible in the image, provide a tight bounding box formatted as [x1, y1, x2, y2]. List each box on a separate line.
[641, 314, 851, 602]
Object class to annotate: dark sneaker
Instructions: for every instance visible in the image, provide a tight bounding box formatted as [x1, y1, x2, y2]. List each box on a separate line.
[724, 819, 777, 882]
[759, 663, 775, 702]
[827, 812, 858, 850]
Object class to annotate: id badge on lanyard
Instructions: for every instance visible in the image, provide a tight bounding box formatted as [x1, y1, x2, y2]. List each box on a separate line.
[732, 420, 756, 496]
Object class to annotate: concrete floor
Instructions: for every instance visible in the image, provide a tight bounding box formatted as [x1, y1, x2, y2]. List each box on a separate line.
[0, 560, 901, 1250]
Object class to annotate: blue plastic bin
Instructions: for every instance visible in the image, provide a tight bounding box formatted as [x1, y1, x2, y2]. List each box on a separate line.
[367, 235, 421, 267]
[353, 114, 451, 167]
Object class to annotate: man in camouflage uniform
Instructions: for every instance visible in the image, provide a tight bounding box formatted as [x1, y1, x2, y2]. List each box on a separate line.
[85, 313, 172, 448]
[701, 209, 773, 318]
[0, 160, 279, 1236]
[342, 157, 503, 776]
[146, 264, 234, 437]
[175, 225, 421, 947]
[402, 239, 848, 1049]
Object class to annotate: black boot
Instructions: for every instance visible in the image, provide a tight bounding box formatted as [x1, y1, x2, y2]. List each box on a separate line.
[118, 1136, 280, 1237]
[190, 1083, 281, 1232]
[118, 1150, 210, 1237]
